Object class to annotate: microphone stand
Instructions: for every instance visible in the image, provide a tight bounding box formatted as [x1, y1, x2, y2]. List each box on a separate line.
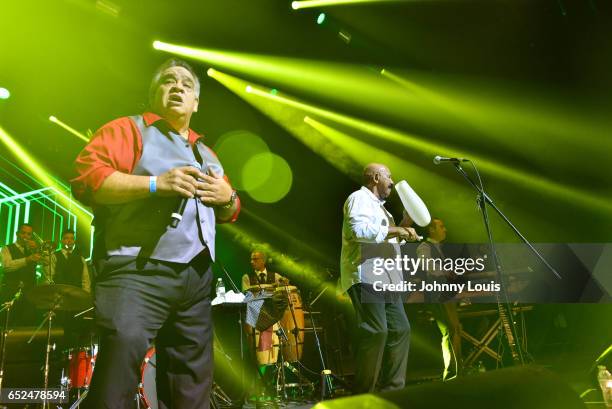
[214, 260, 251, 405]
[452, 163, 561, 280]
[304, 294, 338, 400]
[215, 261, 240, 294]
[451, 161, 561, 366]
[0, 286, 22, 391]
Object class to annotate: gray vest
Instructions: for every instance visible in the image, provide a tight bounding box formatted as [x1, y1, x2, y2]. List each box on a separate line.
[99, 115, 222, 263]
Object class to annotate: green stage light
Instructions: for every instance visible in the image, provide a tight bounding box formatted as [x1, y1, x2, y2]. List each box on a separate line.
[48, 115, 89, 143]
[213, 130, 270, 191]
[317, 13, 326, 24]
[292, 0, 399, 9]
[208, 70, 612, 214]
[152, 40, 609, 206]
[0, 88, 10, 100]
[242, 153, 293, 203]
[206, 67, 215, 77]
[0, 125, 93, 229]
[210, 70, 361, 179]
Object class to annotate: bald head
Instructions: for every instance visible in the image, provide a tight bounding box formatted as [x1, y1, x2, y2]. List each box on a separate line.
[362, 163, 387, 185]
[362, 163, 394, 200]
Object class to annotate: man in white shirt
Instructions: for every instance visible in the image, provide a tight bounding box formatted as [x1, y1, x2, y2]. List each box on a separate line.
[341, 163, 418, 393]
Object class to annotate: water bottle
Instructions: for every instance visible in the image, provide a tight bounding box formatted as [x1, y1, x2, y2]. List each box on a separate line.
[216, 278, 226, 301]
[597, 365, 612, 407]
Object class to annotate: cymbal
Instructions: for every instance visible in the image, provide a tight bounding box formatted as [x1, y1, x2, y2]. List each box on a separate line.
[26, 284, 92, 311]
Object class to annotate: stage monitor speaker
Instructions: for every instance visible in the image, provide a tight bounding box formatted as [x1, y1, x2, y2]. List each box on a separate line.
[314, 366, 586, 409]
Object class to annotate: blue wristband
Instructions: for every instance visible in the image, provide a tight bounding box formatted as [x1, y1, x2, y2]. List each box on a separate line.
[149, 176, 157, 193]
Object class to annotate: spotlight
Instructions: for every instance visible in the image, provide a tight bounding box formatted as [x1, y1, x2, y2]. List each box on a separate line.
[0, 88, 10, 100]
[48, 115, 89, 142]
[246, 85, 253, 93]
[291, 1, 300, 9]
[207, 68, 216, 77]
[317, 13, 326, 24]
[153, 40, 162, 50]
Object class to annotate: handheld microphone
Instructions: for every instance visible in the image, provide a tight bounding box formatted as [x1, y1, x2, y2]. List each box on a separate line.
[16, 282, 24, 299]
[433, 155, 469, 165]
[170, 162, 205, 228]
[170, 198, 189, 228]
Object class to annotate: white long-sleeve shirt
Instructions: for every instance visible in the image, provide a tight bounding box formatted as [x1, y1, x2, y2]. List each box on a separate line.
[1, 243, 29, 273]
[340, 186, 400, 292]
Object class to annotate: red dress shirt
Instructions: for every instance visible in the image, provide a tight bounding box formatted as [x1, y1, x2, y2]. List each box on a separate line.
[71, 112, 240, 222]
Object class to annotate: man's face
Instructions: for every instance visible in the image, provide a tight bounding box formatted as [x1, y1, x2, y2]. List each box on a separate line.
[62, 233, 75, 250]
[151, 66, 199, 120]
[376, 166, 394, 200]
[250, 252, 266, 272]
[430, 219, 447, 242]
[16, 225, 33, 246]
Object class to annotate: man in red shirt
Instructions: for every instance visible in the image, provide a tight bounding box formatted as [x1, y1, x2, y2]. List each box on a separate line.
[72, 59, 240, 408]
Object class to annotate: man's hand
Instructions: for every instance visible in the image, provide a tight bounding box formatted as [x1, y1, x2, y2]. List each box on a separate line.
[388, 226, 419, 242]
[196, 169, 233, 206]
[157, 166, 205, 198]
[399, 227, 419, 242]
[27, 253, 41, 264]
[399, 211, 414, 228]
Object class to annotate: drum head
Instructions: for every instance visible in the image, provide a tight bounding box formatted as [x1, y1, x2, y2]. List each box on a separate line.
[274, 285, 298, 293]
[140, 347, 157, 409]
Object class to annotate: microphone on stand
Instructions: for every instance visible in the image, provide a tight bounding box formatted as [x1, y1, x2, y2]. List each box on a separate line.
[433, 155, 469, 165]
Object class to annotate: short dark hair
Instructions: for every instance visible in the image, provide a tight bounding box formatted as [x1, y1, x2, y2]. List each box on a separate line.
[148, 58, 201, 106]
[62, 229, 75, 237]
[422, 217, 442, 238]
[18, 223, 33, 231]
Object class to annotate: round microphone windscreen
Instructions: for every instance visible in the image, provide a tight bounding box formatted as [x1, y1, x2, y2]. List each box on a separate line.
[394, 180, 431, 227]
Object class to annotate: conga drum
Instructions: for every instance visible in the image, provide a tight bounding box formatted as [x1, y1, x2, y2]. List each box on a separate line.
[251, 324, 280, 366]
[275, 285, 304, 362]
[245, 284, 275, 295]
[245, 284, 280, 366]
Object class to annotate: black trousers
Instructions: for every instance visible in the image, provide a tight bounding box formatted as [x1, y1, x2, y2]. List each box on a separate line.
[84, 254, 213, 409]
[347, 283, 410, 394]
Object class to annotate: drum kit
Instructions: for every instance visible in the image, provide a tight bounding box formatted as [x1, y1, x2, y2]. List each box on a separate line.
[0, 283, 96, 408]
[0, 280, 334, 407]
[0, 283, 179, 409]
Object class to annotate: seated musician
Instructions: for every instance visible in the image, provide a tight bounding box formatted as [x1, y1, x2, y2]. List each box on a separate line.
[241, 250, 289, 292]
[241, 249, 290, 395]
[416, 217, 463, 380]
